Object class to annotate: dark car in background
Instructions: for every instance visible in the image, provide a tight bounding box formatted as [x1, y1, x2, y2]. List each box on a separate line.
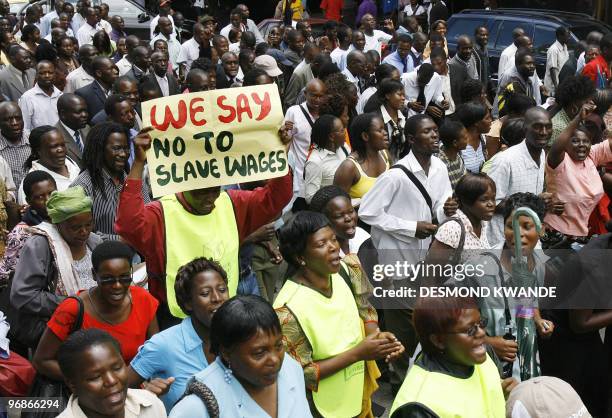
[257, 18, 328, 41]
[13, 0, 153, 40]
[13, 0, 195, 41]
[446, 9, 612, 81]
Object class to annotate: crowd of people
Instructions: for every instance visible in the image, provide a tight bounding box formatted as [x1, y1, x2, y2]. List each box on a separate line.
[0, 0, 611, 416]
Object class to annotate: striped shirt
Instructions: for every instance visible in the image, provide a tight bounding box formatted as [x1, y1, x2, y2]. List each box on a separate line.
[438, 147, 466, 190]
[0, 131, 30, 188]
[71, 168, 152, 241]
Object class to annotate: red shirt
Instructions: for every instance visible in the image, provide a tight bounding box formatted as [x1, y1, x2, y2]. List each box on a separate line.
[114, 173, 293, 302]
[582, 54, 610, 86]
[47, 287, 158, 362]
[321, 0, 343, 21]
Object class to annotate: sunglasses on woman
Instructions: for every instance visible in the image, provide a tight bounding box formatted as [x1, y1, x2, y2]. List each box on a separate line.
[96, 274, 133, 286]
[446, 317, 488, 338]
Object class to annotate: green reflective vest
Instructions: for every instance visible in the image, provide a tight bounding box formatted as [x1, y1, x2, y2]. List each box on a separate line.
[161, 192, 239, 318]
[274, 273, 364, 418]
[390, 354, 506, 418]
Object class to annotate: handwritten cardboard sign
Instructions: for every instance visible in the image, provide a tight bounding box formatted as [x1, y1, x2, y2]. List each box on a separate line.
[142, 84, 287, 198]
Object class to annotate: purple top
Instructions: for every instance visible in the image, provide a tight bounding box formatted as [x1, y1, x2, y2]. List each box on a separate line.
[356, 0, 378, 26]
[110, 29, 127, 43]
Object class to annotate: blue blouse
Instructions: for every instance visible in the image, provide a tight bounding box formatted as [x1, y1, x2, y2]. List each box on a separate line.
[169, 356, 313, 418]
[130, 317, 208, 411]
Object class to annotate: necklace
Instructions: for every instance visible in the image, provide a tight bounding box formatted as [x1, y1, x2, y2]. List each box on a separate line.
[87, 287, 132, 325]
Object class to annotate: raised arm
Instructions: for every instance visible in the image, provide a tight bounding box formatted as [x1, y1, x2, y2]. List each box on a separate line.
[548, 102, 595, 169]
[114, 128, 165, 258]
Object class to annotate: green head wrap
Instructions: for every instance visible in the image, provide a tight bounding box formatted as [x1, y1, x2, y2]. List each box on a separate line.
[46, 186, 93, 224]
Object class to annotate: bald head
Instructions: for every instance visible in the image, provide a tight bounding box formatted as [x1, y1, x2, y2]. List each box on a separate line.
[347, 50, 367, 77]
[305, 78, 326, 113]
[457, 35, 474, 61]
[587, 31, 603, 45]
[525, 107, 552, 150]
[517, 35, 532, 50]
[512, 27, 525, 42]
[58, 94, 88, 129]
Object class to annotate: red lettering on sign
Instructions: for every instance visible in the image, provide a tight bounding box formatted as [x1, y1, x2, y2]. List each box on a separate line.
[150, 101, 187, 131]
[189, 98, 207, 126]
[236, 94, 253, 122]
[217, 95, 236, 123]
[252, 92, 271, 121]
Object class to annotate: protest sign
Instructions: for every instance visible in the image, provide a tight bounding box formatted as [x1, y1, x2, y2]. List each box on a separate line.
[141, 84, 287, 198]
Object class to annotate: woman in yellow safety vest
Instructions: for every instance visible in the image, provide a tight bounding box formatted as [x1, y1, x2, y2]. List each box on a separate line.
[390, 296, 516, 418]
[275, 211, 404, 418]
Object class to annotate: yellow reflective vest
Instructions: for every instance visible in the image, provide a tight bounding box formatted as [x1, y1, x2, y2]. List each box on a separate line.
[274, 273, 365, 418]
[390, 354, 506, 418]
[161, 192, 239, 318]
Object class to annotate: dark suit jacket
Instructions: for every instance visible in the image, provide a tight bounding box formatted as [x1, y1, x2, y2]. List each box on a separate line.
[215, 65, 234, 89]
[141, 72, 180, 96]
[0, 66, 36, 102]
[55, 121, 90, 169]
[447, 57, 469, 106]
[74, 81, 108, 123]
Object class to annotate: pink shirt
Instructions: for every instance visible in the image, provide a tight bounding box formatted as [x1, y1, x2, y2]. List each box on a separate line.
[545, 141, 612, 236]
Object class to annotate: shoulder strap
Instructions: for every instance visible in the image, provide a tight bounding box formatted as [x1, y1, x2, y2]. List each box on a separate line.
[175, 378, 219, 418]
[391, 164, 434, 221]
[66, 296, 84, 333]
[436, 218, 465, 264]
[337, 262, 353, 293]
[298, 104, 314, 128]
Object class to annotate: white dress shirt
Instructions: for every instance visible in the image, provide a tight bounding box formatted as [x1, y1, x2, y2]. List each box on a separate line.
[150, 14, 174, 39]
[220, 23, 246, 40]
[18, 84, 63, 131]
[40, 10, 58, 37]
[356, 86, 376, 114]
[246, 18, 265, 44]
[99, 19, 112, 35]
[498, 43, 517, 77]
[438, 70, 455, 115]
[116, 57, 132, 76]
[576, 51, 586, 74]
[342, 68, 361, 95]
[177, 38, 201, 74]
[380, 103, 406, 141]
[150, 33, 181, 70]
[403, 4, 426, 16]
[364, 29, 393, 55]
[229, 42, 240, 54]
[330, 47, 349, 71]
[71, 13, 86, 34]
[64, 66, 94, 93]
[284, 103, 317, 199]
[155, 73, 169, 97]
[486, 140, 545, 247]
[76, 22, 99, 46]
[359, 151, 452, 288]
[18, 159, 80, 204]
[303, 147, 344, 203]
[401, 71, 444, 117]
[544, 40, 569, 95]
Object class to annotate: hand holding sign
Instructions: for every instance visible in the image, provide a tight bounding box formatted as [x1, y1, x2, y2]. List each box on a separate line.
[142, 84, 287, 198]
[133, 127, 156, 164]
